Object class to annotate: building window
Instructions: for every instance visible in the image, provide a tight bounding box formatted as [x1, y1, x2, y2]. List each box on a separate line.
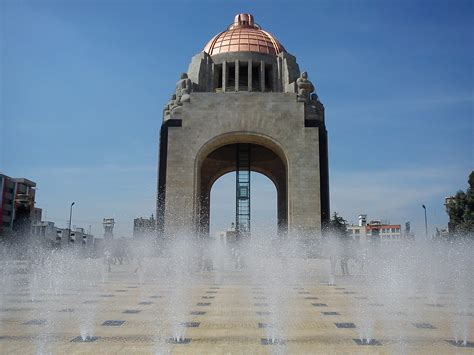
[239, 62, 249, 90]
[227, 62, 236, 91]
[264, 63, 272, 91]
[252, 63, 260, 91]
[214, 64, 223, 91]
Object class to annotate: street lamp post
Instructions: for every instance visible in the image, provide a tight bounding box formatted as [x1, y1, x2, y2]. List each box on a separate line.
[68, 202, 75, 244]
[422, 204, 428, 239]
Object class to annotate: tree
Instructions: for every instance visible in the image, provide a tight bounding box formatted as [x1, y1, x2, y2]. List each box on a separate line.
[446, 171, 474, 238]
[328, 212, 348, 239]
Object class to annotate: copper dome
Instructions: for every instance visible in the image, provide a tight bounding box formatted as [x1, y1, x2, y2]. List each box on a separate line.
[204, 14, 285, 56]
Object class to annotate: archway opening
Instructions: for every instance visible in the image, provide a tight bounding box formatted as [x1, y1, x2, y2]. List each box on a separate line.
[197, 142, 288, 238]
[209, 171, 278, 238]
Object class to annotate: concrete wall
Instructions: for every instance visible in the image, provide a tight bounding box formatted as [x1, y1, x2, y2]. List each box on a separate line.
[161, 91, 323, 238]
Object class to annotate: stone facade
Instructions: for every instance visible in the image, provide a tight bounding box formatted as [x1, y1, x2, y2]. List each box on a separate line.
[157, 14, 329, 240]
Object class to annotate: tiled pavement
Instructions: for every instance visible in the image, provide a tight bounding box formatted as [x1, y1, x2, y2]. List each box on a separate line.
[0, 260, 473, 354]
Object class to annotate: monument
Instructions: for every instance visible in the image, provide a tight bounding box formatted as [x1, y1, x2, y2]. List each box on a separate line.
[157, 14, 329, 239]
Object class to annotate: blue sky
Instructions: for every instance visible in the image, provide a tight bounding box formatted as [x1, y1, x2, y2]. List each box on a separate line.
[1, 0, 472, 237]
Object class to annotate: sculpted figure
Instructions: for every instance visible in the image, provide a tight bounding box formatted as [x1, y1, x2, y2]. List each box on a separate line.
[296, 71, 314, 103]
[164, 94, 177, 116]
[175, 73, 192, 105]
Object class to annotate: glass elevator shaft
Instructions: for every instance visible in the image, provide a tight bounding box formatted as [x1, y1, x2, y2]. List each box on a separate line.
[236, 144, 251, 238]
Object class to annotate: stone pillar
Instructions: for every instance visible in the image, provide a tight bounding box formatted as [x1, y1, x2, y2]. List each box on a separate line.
[235, 60, 239, 92]
[248, 60, 252, 91]
[277, 57, 282, 92]
[260, 60, 265, 92]
[211, 62, 215, 91]
[222, 61, 227, 92]
[272, 63, 278, 92]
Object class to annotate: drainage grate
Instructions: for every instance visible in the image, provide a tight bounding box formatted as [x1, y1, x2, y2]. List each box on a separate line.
[335, 322, 356, 328]
[23, 319, 46, 325]
[353, 338, 382, 346]
[168, 337, 191, 344]
[181, 322, 200, 328]
[83, 300, 98, 304]
[59, 308, 75, 313]
[261, 338, 286, 345]
[298, 291, 310, 294]
[413, 322, 436, 329]
[1, 308, 34, 312]
[123, 310, 141, 314]
[254, 303, 269, 307]
[150, 295, 161, 299]
[206, 291, 217, 294]
[202, 296, 214, 299]
[115, 290, 127, 292]
[209, 287, 220, 289]
[455, 312, 474, 317]
[368, 303, 384, 307]
[138, 301, 153, 305]
[254, 296, 266, 300]
[71, 336, 98, 342]
[258, 323, 271, 328]
[197, 303, 211, 306]
[127, 286, 138, 288]
[190, 311, 206, 315]
[394, 312, 408, 316]
[344, 291, 356, 294]
[322, 312, 340, 315]
[256, 311, 271, 316]
[425, 303, 444, 307]
[102, 320, 125, 326]
[335, 287, 345, 290]
[100, 294, 114, 297]
[312, 303, 328, 307]
[305, 297, 319, 300]
[446, 340, 474, 348]
[0, 336, 32, 340]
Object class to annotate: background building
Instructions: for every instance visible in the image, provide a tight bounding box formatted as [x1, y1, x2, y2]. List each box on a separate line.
[0, 174, 39, 241]
[31, 221, 94, 247]
[133, 215, 156, 238]
[103, 218, 115, 240]
[214, 223, 238, 245]
[346, 214, 413, 242]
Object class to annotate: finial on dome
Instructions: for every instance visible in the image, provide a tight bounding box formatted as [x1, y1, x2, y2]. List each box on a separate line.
[231, 13, 255, 29]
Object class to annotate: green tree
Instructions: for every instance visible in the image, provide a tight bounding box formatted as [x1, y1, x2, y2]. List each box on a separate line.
[446, 171, 474, 238]
[328, 212, 348, 239]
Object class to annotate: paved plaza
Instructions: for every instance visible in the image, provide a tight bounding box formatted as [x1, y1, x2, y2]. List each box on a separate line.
[1, 259, 473, 354]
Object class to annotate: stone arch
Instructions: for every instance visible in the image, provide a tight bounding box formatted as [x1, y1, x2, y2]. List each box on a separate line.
[194, 132, 288, 237]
